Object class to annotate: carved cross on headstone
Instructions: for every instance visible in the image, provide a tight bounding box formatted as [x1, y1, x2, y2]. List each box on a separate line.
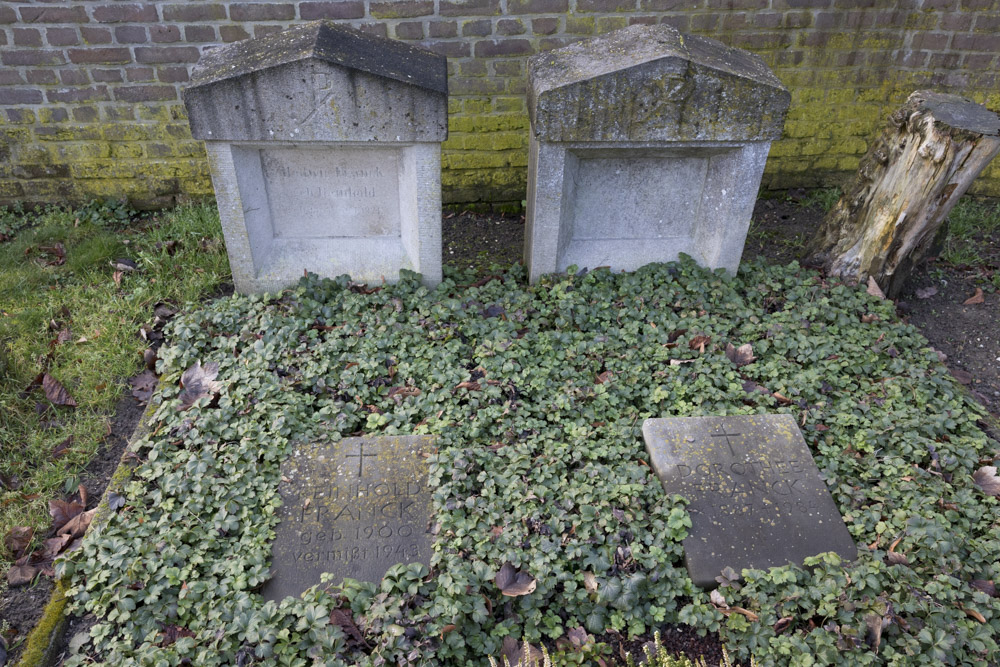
[710, 427, 742, 457]
[345, 443, 377, 478]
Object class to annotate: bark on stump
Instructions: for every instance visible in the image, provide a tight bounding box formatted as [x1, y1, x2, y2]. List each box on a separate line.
[803, 91, 1000, 298]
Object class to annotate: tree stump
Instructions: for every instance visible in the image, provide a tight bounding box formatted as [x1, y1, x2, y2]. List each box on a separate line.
[803, 91, 1000, 298]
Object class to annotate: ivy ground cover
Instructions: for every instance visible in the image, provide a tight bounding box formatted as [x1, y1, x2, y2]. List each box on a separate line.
[60, 259, 1000, 666]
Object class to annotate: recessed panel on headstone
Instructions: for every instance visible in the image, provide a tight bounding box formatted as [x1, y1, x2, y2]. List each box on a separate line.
[263, 434, 435, 601]
[261, 148, 402, 239]
[642, 415, 856, 588]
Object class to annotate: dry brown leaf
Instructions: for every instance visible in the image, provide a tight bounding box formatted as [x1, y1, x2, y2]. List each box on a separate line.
[962, 607, 986, 623]
[710, 589, 728, 608]
[725, 342, 756, 367]
[52, 436, 73, 460]
[59, 508, 96, 538]
[501, 636, 544, 667]
[688, 334, 711, 353]
[495, 562, 537, 597]
[49, 499, 84, 533]
[4, 526, 34, 558]
[583, 572, 598, 594]
[42, 373, 77, 407]
[669, 359, 695, 366]
[886, 551, 909, 566]
[329, 607, 367, 648]
[43, 534, 73, 560]
[112, 270, 123, 287]
[454, 381, 481, 391]
[387, 386, 421, 399]
[7, 564, 39, 587]
[772, 391, 793, 405]
[178, 361, 222, 410]
[950, 368, 974, 385]
[867, 276, 886, 299]
[963, 288, 985, 305]
[972, 466, 1000, 497]
[595, 370, 613, 384]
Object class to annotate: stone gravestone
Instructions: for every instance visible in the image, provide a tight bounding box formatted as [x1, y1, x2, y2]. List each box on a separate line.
[183, 21, 447, 294]
[263, 435, 436, 600]
[524, 25, 790, 283]
[643, 415, 856, 588]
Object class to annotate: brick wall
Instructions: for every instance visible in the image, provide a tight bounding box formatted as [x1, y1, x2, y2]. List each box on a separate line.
[1, 0, 998, 208]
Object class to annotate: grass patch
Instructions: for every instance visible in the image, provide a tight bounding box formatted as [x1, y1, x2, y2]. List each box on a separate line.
[0, 202, 230, 570]
[59, 260, 999, 665]
[941, 198, 1000, 269]
[797, 188, 841, 213]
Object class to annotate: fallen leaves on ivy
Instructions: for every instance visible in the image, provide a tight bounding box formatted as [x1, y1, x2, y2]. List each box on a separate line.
[330, 608, 368, 648]
[130, 370, 158, 404]
[4, 526, 33, 558]
[867, 276, 886, 299]
[972, 466, 1000, 496]
[178, 361, 222, 410]
[495, 562, 536, 597]
[725, 342, 755, 367]
[500, 636, 543, 667]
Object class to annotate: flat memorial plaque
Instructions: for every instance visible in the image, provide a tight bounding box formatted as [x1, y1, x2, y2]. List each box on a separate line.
[263, 434, 435, 601]
[643, 415, 856, 588]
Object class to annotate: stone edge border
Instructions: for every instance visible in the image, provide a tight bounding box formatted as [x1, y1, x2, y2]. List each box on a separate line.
[16, 393, 159, 667]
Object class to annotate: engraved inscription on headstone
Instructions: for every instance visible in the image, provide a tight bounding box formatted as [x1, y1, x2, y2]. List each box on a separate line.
[261, 148, 402, 239]
[263, 434, 435, 601]
[643, 415, 856, 588]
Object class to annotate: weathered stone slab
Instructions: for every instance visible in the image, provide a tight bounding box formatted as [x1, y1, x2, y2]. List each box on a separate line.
[184, 21, 446, 294]
[524, 24, 790, 283]
[263, 435, 435, 601]
[643, 415, 856, 588]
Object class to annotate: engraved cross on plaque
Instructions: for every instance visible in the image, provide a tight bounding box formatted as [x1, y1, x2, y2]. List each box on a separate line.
[345, 443, 377, 477]
[710, 428, 743, 457]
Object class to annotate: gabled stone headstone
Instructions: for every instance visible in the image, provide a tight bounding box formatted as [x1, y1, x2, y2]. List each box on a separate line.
[524, 25, 790, 283]
[643, 415, 856, 588]
[262, 434, 436, 601]
[184, 21, 447, 294]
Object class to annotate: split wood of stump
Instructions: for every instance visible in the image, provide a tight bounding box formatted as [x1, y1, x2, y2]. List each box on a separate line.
[803, 90, 1000, 298]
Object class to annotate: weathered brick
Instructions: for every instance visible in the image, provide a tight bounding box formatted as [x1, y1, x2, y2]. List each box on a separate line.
[460, 59, 488, 76]
[5, 108, 36, 124]
[440, 0, 501, 17]
[578, 0, 636, 11]
[19, 6, 89, 23]
[46, 27, 80, 46]
[911, 32, 949, 49]
[26, 69, 59, 85]
[628, 15, 659, 25]
[92, 69, 125, 83]
[299, 1, 365, 19]
[103, 107, 136, 122]
[974, 13, 1000, 31]
[493, 60, 522, 76]
[690, 13, 720, 30]
[0, 88, 44, 105]
[422, 39, 471, 56]
[963, 53, 996, 69]
[428, 20, 459, 37]
[220, 25, 252, 42]
[47, 86, 110, 103]
[69, 47, 132, 64]
[254, 25, 287, 38]
[134, 46, 201, 64]
[115, 25, 148, 43]
[151, 25, 181, 43]
[394, 21, 425, 39]
[0, 70, 25, 85]
[13, 28, 42, 47]
[230, 3, 295, 21]
[357, 23, 389, 37]
[772, 0, 830, 6]
[184, 25, 216, 42]
[659, 15, 690, 31]
[596, 16, 629, 31]
[37, 107, 69, 123]
[565, 16, 595, 33]
[449, 76, 506, 94]
[462, 19, 493, 36]
[952, 33, 1000, 51]
[474, 38, 532, 56]
[784, 11, 812, 28]
[92, 3, 159, 23]
[1, 49, 65, 66]
[114, 85, 179, 102]
[126, 66, 156, 81]
[52, 66, 86, 85]
[508, 0, 569, 12]
[497, 18, 526, 35]
[531, 17, 559, 34]
[157, 66, 190, 83]
[754, 12, 783, 28]
[0, 5, 17, 23]
[539, 36, 573, 50]
[938, 12, 973, 30]
[162, 4, 228, 21]
[641, 0, 697, 8]
[80, 27, 113, 45]
[371, 1, 434, 18]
